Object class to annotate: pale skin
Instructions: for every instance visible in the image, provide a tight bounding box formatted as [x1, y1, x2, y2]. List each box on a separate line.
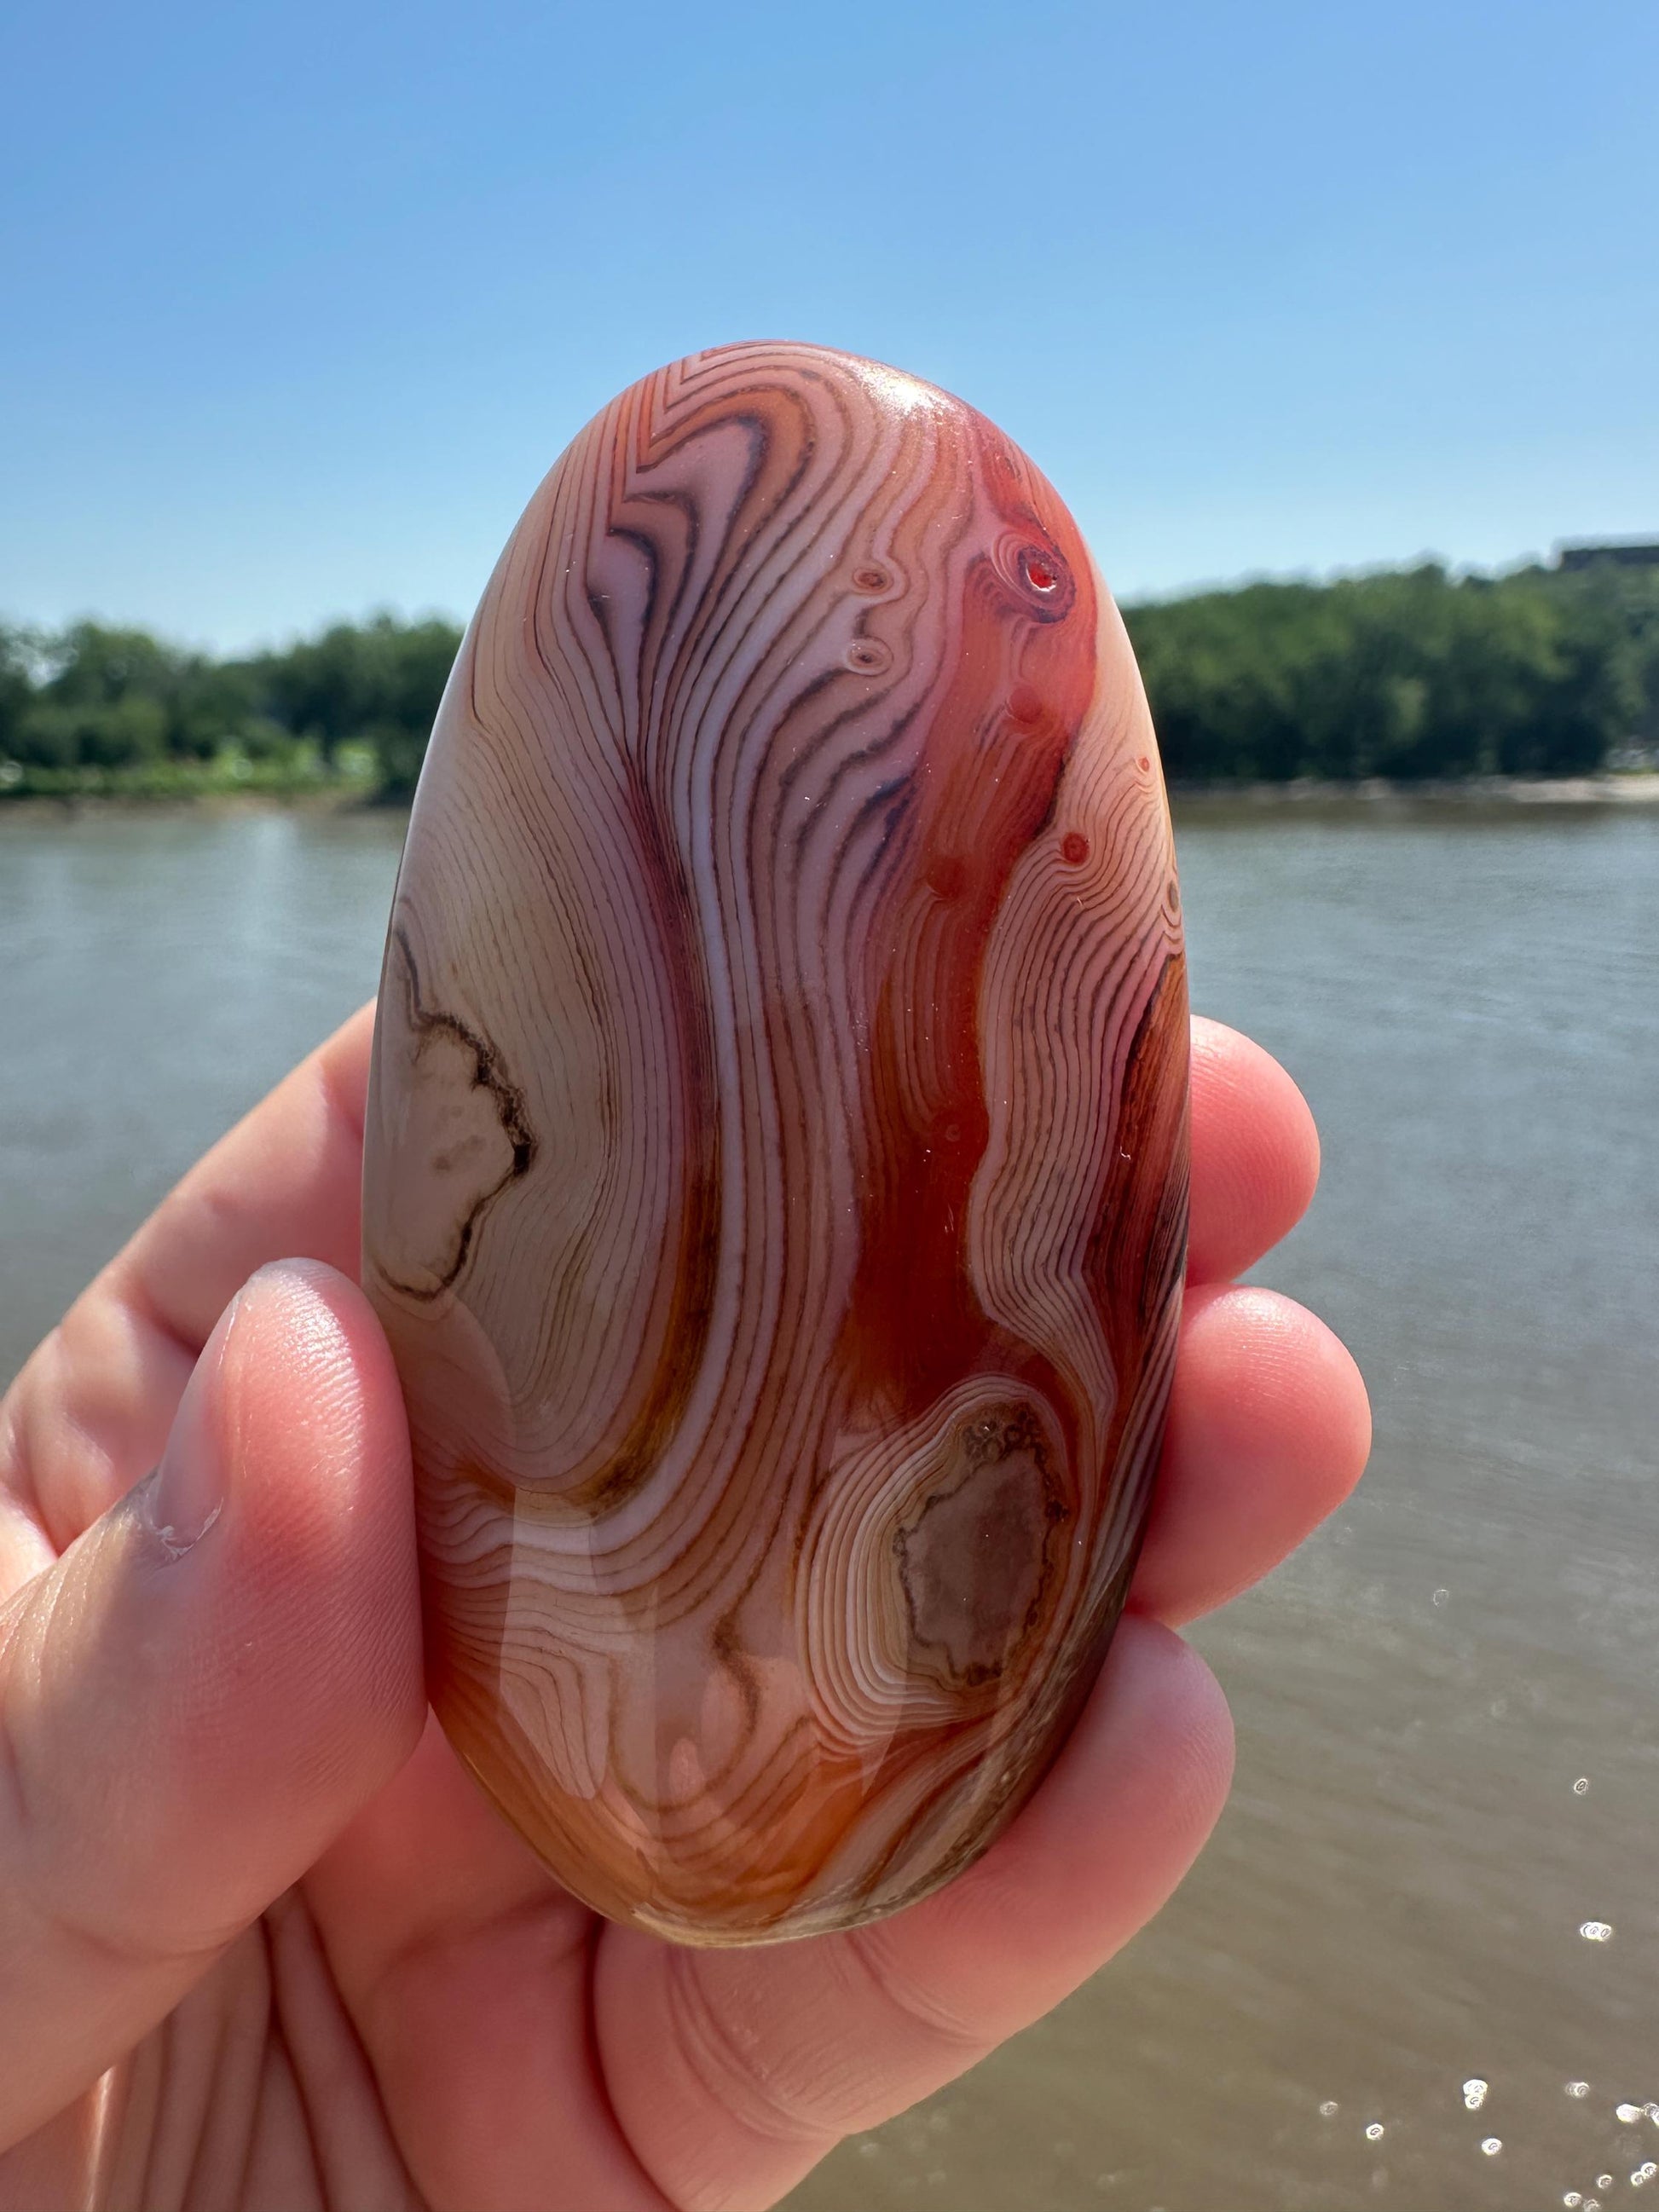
[0, 1008, 1370, 2212]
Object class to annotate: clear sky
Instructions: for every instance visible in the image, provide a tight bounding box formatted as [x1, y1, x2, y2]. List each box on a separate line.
[3, 0, 1655, 651]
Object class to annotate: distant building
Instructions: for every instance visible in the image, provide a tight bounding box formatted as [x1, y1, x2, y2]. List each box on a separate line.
[1556, 539, 1659, 573]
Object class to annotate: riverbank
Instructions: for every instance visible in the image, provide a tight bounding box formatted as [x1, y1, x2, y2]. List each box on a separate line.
[1170, 771, 1659, 812]
[0, 776, 384, 819]
[0, 749, 380, 807]
[5, 771, 1657, 820]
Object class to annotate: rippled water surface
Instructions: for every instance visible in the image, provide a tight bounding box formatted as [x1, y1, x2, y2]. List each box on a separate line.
[3, 800, 1656, 2210]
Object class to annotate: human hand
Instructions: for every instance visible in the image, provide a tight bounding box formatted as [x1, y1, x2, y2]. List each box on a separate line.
[0, 1007, 1368, 2212]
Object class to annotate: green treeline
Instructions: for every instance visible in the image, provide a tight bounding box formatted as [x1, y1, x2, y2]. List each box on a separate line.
[0, 614, 463, 801]
[3, 560, 1656, 803]
[1124, 561, 1659, 781]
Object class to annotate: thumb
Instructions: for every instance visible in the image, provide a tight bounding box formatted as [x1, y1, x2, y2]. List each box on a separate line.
[0, 1260, 424, 2150]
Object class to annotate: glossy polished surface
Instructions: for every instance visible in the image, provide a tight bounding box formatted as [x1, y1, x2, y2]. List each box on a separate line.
[361, 342, 1188, 1943]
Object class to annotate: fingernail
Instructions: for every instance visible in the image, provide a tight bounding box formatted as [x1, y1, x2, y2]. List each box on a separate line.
[147, 1286, 246, 1557]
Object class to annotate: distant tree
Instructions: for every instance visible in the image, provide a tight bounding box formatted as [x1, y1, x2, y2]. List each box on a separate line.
[1544, 564, 1659, 756]
[253, 611, 460, 792]
[19, 621, 260, 765]
[365, 616, 463, 798]
[256, 622, 377, 761]
[11, 625, 171, 767]
[1126, 562, 1645, 783]
[1496, 578, 1635, 772]
[0, 626, 38, 758]
[40, 621, 178, 709]
[170, 655, 263, 759]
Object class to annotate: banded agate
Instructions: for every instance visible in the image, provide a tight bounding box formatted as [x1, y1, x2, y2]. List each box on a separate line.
[362, 342, 1188, 1945]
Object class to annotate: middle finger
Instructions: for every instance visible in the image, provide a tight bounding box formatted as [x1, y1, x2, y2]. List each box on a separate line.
[1129, 1281, 1371, 1626]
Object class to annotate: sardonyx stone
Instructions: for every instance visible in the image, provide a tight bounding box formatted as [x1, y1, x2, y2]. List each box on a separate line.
[361, 341, 1188, 1946]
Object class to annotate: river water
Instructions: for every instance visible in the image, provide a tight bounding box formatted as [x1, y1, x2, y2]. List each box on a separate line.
[2, 800, 1656, 2211]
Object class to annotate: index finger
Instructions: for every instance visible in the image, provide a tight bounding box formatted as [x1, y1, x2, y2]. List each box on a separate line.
[1, 1008, 374, 1553]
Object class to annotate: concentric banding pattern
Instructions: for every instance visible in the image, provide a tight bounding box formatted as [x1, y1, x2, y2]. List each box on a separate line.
[361, 341, 1188, 1943]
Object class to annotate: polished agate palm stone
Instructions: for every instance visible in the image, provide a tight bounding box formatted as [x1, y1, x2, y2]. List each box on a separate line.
[361, 341, 1188, 1945]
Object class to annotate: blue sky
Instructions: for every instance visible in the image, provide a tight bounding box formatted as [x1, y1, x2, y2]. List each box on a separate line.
[3, 0, 1655, 651]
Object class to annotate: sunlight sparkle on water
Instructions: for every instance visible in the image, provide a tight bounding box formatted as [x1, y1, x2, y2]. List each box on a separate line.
[1364, 2123, 1384, 2141]
[1463, 2079, 1488, 2110]
[1633, 2163, 1659, 2188]
[1580, 1921, 1615, 1942]
[1618, 2105, 1645, 2124]
[1480, 2138, 1502, 2156]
